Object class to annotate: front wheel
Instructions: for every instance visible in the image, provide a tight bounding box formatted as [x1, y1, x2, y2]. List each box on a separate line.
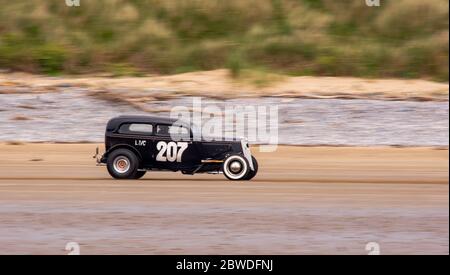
[244, 156, 258, 180]
[222, 154, 250, 181]
[107, 149, 140, 179]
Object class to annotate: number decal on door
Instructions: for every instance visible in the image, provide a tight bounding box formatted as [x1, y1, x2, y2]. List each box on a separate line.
[156, 141, 188, 162]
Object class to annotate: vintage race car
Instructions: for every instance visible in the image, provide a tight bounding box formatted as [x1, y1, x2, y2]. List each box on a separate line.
[95, 115, 258, 181]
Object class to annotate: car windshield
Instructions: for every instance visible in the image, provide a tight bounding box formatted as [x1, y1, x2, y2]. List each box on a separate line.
[190, 123, 201, 136]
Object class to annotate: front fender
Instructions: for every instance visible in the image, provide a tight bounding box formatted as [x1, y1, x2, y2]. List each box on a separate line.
[240, 139, 254, 171]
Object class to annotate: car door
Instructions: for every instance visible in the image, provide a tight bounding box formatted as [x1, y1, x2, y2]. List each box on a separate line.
[153, 124, 200, 170]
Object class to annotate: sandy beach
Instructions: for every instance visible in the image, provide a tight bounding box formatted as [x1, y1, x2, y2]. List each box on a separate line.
[1, 70, 448, 102]
[0, 143, 448, 254]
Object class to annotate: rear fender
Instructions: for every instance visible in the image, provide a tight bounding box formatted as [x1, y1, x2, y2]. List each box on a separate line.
[101, 144, 143, 164]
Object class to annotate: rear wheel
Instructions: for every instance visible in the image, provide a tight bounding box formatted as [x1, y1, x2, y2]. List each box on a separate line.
[222, 154, 250, 181]
[107, 149, 140, 179]
[244, 156, 258, 180]
[133, 171, 147, 179]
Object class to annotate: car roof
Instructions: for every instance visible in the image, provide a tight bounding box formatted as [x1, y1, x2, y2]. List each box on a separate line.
[106, 115, 180, 131]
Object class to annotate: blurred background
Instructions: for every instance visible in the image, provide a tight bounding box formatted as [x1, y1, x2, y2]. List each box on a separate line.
[0, 0, 448, 146]
[0, 0, 448, 80]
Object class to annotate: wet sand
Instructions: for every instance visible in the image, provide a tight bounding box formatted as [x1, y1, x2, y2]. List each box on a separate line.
[0, 144, 448, 254]
[1, 92, 448, 146]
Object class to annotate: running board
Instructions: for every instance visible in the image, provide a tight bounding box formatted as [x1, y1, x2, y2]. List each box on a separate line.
[207, 171, 223, 174]
[201, 159, 224, 163]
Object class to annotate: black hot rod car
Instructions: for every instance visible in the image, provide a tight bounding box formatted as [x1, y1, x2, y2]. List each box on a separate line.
[95, 116, 258, 181]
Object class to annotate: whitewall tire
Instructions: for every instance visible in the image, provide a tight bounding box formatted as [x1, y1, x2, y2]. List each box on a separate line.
[223, 154, 250, 180]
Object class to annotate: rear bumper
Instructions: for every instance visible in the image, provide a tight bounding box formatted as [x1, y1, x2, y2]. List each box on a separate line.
[93, 146, 107, 165]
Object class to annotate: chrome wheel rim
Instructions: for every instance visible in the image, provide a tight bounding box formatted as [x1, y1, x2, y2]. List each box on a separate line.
[229, 160, 243, 174]
[223, 155, 248, 180]
[113, 156, 130, 174]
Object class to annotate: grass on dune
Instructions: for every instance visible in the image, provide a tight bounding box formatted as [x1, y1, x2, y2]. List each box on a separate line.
[0, 0, 448, 81]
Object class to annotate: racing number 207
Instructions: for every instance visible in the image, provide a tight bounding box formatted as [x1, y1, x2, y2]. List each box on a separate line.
[156, 141, 188, 162]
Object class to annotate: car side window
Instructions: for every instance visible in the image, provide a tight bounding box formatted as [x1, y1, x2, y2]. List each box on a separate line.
[156, 124, 189, 138]
[118, 123, 153, 135]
